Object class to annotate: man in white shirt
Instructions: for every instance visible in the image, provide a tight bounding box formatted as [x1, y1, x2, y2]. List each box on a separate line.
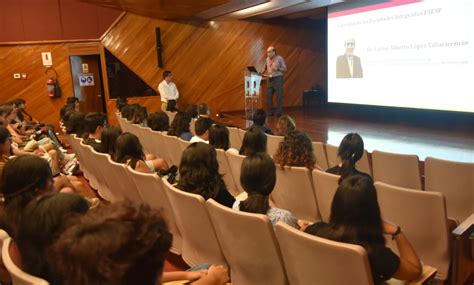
[158, 70, 179, 112]
[190, 117, 213, 143]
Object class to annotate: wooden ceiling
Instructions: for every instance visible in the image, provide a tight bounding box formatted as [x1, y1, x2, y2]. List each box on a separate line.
[79, 0, 347, 20]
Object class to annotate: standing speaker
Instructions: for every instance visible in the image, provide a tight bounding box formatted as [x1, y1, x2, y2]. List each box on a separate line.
[156, 27, 163, 68]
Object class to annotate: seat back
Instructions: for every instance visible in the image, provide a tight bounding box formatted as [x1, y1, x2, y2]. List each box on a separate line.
[311, 169, 340, 223]
[267, 134, 284, 157]
[78, 142, 100, 190]
[106, 156, 142, 203]
[227, 127, 242, 150]
[425, 156, 474, 223]
[148, 130, 170, 165]
[275, 222, 374, 285]
[237, 128, 246, 143]
[126, 167, 182, 254]
[163, 180, 227, 267]
[206, 199, 288, 285]
[178, 138, 192, 152]
[372, 150, 421, 189]
[2, 238, 49, 285]
[225, 150, 246, 195]
[326, 144, 340, 168]
[136, 125, 153, 154]
[215, 149, 239, 197]
[162, 133, 183, 166]
[271, 166, 321, 222]
[312, 141, 329, 170]
[89, 148, 113, 202]
[375, 182, 450, 280]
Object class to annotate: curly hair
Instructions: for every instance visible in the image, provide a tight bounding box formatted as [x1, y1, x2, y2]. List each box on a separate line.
[50, 202, 172, 285]
[273, 130, 316, 170]
[177, 142, 226, 201]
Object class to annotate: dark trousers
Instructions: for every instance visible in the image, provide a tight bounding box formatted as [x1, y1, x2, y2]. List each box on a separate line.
[266, 76, 284, 115]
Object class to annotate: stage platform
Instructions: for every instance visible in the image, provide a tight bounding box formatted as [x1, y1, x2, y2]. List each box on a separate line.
[217, 105, 474, 163]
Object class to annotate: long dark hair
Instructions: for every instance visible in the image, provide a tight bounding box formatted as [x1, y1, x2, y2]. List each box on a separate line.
[99, 126, 122, 156]
[322, 175, 384, 248]
[337, 133, 364, 183]
[239, 152, 276, 214]
[177, 142, 226, 200]
[209, 124, 230, 150]
[239, 125, 267, 156]
[0, 156, 53, 238]
[114, 133, 145, 168]
[147, 112, 169, 132]
[66, 112, 86, 137]
[17, 193, 89, 282]
[168, 112, 191, 137]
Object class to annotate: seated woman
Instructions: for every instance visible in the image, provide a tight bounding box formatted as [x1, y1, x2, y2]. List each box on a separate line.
[132, 105, 148, 126]
[114, 133, 168, 173]
[233, 152, 300, 229]
[50, 202, 229, 285]
[273, 130, 318, 170]
[208, 124, 232, 151]
[305, 175, 422, 284]
[147, 112, 169, 132]
[239, 125, 267, 156]
[177, 143, 235, 208]
[15, 193, 90, 282]
[66, 112, 87, 138]
[98, 126, 122, 156]
[326, 133, 371, 183]
[168, 111, 193, 141]
[275, 115, 296, 137]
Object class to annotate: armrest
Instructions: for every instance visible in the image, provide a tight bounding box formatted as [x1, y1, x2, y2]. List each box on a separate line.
[386, 265, 437, 285]
[452, 214, 474, 237]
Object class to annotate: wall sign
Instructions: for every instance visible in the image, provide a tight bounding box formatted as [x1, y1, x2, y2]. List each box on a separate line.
[79, 73, 94, 86]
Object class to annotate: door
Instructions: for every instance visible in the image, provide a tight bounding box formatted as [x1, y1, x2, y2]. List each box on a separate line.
[70, 55, 106, 113]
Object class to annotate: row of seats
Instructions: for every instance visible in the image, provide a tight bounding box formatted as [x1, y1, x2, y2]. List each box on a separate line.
[68, 132, 447, 283]
[117, 114, 473, 225]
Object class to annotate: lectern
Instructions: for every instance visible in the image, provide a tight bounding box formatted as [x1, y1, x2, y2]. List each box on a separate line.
[244, 71, 262, 124]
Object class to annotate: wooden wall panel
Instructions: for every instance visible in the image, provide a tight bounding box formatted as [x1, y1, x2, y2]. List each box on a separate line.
[0, 43, 75, 129]
[102, 13, 327, 119]
[0, 0, 25, 42]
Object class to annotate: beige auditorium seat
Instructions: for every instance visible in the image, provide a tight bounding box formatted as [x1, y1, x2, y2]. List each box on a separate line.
[2, 238, 49, 285]
[215, 149, 239, 197]
[312, 141, 329, 170]
[126, 166, 182, 254]
[178, 138, 192, 152]
[74, 140, 96, 189]
[120, 118, 133, 133]
[237, 128, 246, 143]
[375, 182, 450, 280]
[326, 143, 372, 176]
[148, 130, 170, 165]
[78, 142, 100, 190]
[271, 166, 321, 222]
[425, 156, 474, 224]
[162, 133, 184, 166]
[225, 150, 246, 195]
[136, 125, 154, 154]
[126, 122, 140, 138]
[106, 156, 142, 203]
[163, 179, 227, 267]
[89, 148, 114, 202]
[227, 127, 242, 150]
[275, 222, 374, 285]
[266, 134, 284, 157]
[311, 169, 340, 223]
[206, 199, 288, 285]
[372, 150, 421, 189]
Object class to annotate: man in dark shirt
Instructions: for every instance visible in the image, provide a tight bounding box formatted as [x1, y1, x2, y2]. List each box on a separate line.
[84, 112, 106, 151]
[252, 109, 274, 135]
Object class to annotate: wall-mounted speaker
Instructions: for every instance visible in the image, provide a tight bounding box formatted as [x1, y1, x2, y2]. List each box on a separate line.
[155, 27, 163, 68]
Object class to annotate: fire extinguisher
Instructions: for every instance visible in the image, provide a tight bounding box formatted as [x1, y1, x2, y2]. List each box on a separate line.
[45, 67, 61, 98]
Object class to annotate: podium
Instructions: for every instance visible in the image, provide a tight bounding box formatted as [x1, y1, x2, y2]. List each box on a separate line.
[244, 71, 262, 125]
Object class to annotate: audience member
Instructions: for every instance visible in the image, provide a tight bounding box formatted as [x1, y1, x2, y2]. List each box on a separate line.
[114, 133, 168, 173]
[168, 112, 193, 141]
[198, 103, 211, 118]
[233, 152, 299, 229]
[305, 175, 422, 283]
[177, 143, 235, 208]
[15, 193, 89, 282]
[273, 130, 317, 170]
[147, 112, 169, 132]
[98, 126, 122, 156]
[190, 117, 213, 143]
[185, 104, 199, 119]
[252, 109, 273, 135]
[326, 133, 371, 183]
[208, 125, 230, 151]
[275, 115, 296, 137]
[239, 125, 267, 156]
[66, 112, 86, 138]
[50, 202, 229, 285]
[84, 112, 106, 151]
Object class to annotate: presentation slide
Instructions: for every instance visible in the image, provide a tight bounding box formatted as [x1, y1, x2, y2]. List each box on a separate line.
[328, 0, 474, 113]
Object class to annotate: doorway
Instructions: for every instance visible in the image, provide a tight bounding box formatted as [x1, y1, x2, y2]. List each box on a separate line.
[69, 55, 107, 114]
